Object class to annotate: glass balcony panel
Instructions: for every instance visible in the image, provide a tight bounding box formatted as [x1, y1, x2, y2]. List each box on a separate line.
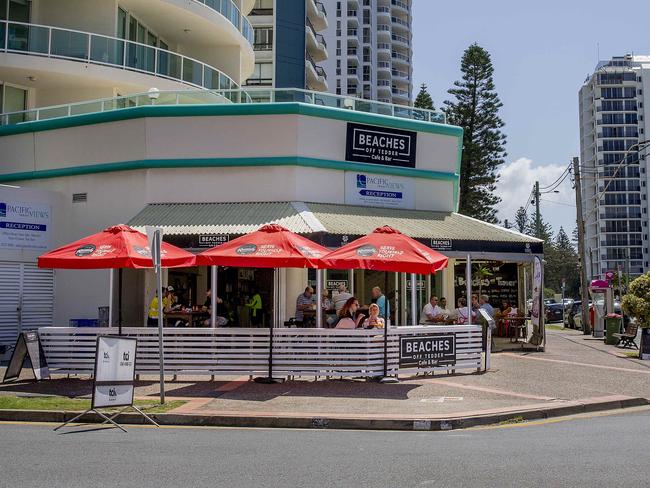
[182, 58, 203, 86]
[8, 23, 48, 53]
[38, 106, 70, 120]
[51, 29, 89, 60]
[126, 43, 155, 72]
[90, 36, 124, 66]
[70, 101, 103, 116]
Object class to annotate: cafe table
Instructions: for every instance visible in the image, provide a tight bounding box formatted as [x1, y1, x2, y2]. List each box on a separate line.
[165, 310, 210, 327]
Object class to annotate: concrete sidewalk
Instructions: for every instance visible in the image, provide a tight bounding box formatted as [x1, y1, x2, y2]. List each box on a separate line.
[1, 328, 648, 429]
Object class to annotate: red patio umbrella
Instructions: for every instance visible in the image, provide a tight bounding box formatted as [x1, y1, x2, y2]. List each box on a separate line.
[320, 226, 449, 381]
[37, 224, 196, 269]
[195, 224, 328, 268]
[196, 224, 329, 384]
[320, 225, 448, 274]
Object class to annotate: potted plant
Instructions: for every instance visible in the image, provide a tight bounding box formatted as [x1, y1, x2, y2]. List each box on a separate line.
[620, 272, 650, 359]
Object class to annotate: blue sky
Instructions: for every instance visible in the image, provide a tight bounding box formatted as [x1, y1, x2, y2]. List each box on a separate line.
[412, 0, 650, 235]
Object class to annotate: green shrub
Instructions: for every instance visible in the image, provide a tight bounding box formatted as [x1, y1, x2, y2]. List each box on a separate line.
[621, 272, 650, 328]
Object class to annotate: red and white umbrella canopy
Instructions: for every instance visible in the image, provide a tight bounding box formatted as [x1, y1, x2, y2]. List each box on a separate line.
[196, 224, 328, 269]
[320, 226, 448, 274]
[37, 224, 196, 269]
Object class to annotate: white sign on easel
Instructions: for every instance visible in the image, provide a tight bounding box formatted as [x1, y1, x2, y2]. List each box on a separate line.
[54, 336, 158, 432]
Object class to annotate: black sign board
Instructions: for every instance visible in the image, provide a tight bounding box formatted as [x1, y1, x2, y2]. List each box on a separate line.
[455, 262, 519, 308]
[3, 331, 50, 382]
[430, 238, 452, 251]
[399, 333, 456, 368]
[198, 234, 229, 248]
[641, 329, 650, 359]
[345, 122, 417, 168]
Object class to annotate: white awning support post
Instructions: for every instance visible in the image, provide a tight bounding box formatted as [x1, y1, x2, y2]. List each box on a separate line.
[410, 273, 417, 326]
[316, 269, 323, 328]
[210, 265, 217, 328]
[466, 254, 472, 326]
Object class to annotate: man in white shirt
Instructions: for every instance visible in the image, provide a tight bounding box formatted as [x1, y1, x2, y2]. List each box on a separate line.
[420, 296, 444, 324]
[333, 283, 352, 311]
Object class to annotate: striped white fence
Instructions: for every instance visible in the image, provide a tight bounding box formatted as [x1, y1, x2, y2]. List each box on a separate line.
[38, 325, 485, 378]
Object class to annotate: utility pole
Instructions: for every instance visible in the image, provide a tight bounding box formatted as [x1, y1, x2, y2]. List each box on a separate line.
[534, 181, 541, 238]
[573, 157, 591, 335]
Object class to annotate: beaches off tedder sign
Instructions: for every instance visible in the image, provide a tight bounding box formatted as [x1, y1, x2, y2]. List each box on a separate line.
[345, 122, 417, 168]
[399, 333, 456, 369]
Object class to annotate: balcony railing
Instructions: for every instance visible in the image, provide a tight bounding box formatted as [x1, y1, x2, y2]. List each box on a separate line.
[194, 0, 254, 44]
[0, 20, 238, 91]
[1, 88, 446, 126]
[391, 0, 410, 10]
[306, 52, 327, 79]
[315, 1, 327, 17]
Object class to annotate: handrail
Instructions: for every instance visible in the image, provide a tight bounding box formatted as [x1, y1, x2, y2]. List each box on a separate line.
[193, 0, 254, 45]
[0, 20, 238, 92]
[0, 88, 445, 126]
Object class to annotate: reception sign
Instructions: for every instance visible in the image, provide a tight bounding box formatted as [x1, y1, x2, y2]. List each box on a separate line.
[0, 200, 51, 251]
[345, 172, 415, 209]
[399, 333, 456, 368]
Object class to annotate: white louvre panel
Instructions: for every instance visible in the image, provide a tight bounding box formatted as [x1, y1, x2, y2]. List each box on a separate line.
[0, 262, 21, 346]
[20, 264, 55, 333]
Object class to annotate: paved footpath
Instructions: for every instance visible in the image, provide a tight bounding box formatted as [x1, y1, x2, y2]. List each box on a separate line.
[1, 328, 649, 425]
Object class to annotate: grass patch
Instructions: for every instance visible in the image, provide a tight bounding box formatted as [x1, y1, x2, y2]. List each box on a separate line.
[545, 325, 565, 331]
[497, 416, 525, 425]
[621, 351, 641, 359]
[0, 395, 185, 413]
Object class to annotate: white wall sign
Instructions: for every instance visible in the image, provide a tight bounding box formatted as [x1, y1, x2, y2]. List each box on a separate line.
[344, 172, 415, 209]
[92, 336, 137, 408]
[0, 200, 51, 251]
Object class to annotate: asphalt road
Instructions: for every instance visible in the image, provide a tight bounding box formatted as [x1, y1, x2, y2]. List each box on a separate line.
[1, 409, 650, 488]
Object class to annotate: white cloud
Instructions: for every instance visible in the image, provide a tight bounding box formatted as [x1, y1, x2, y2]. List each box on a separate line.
[496, 157, 576, 235]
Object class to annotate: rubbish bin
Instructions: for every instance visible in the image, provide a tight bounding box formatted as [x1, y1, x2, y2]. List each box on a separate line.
[605, 314, 622, 345]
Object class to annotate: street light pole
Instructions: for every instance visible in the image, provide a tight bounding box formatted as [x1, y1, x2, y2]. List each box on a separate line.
[573, 157, 591, 335]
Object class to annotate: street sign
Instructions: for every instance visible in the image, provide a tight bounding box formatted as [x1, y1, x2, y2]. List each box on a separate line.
[399, 334, 456, 368]
[605, 270, 615, 281]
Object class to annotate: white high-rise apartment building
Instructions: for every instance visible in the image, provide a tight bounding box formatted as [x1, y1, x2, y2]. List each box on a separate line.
[0, 0, 256, 117]
[579, 54, 650, 279]
[321, 0, 412, 105]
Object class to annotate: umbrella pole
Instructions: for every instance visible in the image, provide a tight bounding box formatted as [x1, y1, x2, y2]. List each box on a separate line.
[118, 268, 123, 336]
[255, 267, 283, 384]
[154, 232, 165, 404]
[381, 271, 398, 383]
[466, 254, 472, 326]
[211, 266, 217, 328]
[410, 273, 417, 326]
[316, 269, 323, 328]
[108, 269, 114, 328]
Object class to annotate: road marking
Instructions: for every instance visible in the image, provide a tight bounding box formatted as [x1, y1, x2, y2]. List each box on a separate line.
[501, 352, 650, 374]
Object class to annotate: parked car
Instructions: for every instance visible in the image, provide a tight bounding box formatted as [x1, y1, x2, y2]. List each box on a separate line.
[565, 301, 581, 328]
[545, 303, 564, 323]
[571, 301, 620, 330]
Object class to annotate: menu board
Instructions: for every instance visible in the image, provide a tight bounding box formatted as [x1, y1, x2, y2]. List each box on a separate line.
[454, 262, 519, 308]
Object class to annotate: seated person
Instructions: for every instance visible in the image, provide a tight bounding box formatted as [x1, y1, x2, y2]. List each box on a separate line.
[332, 283, 353, 312]
[363, 303, 385, 329]
[295, 286, 314, 326]
[454, 297, 476, 325]
[335, 297, 365, 329]
[495, 300, 512, 319]
[202, 289, 227, 327]
[321, 289, 332, 310]
[419, 295, 445, 324]
[438, 297, 452, 318]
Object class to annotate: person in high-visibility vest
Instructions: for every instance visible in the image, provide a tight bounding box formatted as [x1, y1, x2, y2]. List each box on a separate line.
[245, 288, 263, 327]
[147, 286, 174, 326]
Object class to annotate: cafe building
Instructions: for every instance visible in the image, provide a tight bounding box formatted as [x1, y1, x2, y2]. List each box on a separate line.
[0, 89, 543, 341]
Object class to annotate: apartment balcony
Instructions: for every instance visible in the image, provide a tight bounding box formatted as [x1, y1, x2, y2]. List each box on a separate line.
[391, 50, 409, 66]
[306, 18, 327, 62]
[391, 33, 410, 48]
[378, 61, 391, 74]
[377, 6, 391, 19]
[377, 42, 391, 57]
[347, 28, 359, 46]
[377, 24, 392, 39]
[306, 53, 327, 92]
[307, 0, 328, 31]
[391, 0, 410, 14]
[392, 69, 409, 82]
[347, 10, 359, 27]
[0, 19, 238, 107]
[347, 47, 360, 64]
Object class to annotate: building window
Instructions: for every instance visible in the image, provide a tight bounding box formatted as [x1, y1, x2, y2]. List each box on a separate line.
[0, 83, 28, 123]
[246, 62, 273, 86]
[250, 0, 273, 14]
[1, 0, 31, 22]
[253, 27, 273, 50]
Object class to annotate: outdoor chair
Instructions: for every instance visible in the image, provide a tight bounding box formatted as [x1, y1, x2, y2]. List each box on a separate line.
[613, 322, 639, 349]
